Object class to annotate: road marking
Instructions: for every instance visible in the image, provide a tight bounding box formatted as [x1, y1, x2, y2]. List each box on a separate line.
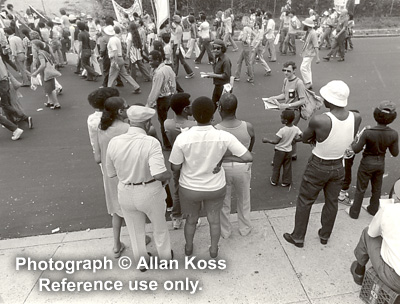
[373, 62, 386, 88]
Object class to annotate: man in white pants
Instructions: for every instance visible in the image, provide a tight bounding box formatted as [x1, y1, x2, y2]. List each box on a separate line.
[215, 93, 255, 238]
[300, 18, 320, 90]
[106, 106, 172, 271]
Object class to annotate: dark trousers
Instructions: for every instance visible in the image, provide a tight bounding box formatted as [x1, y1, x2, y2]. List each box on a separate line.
[349, 156, 385, 218]
[165, 63, 184, 92]
[172, 44, 193, 76]
[195, 38, 214, 63]
[355, 227, 400, 293]
[156, 96, 171, 148]
[292, 155, 344, 242]
[342, 155, 355, 191]
[212, 84, 224, 109]
[272, 149, 292, 185]
[0, 79, 27, 123]
[0, 114, 17, 131]
[1, 52, 17, 71]
[81, 49, 97, 80]
[327, 34, 346, 59]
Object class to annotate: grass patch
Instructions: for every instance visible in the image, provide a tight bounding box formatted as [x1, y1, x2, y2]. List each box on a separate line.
[354, 16, 400, 29]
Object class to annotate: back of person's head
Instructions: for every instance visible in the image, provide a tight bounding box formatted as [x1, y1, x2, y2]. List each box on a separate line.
[114, 26, 121, 34]
[88, 87, 119, 110]
[161, 32, 171, 43]
[283, 61, 296, 70]
[77, 21, 86, 31]
[133, 12, 139, 18]
[138, 20, 144, 27]
[373, 100, 397, 125]
[188, 15, 195, 24]
[100, 97, 125, 130]
[31, 39, 45, 50]
[3, 27, 13, 35]
[149, 50, 163, 63]
[192, 97, 214, 124]
[38, 21, 46, 28]
[105, 16, 114, 26]
[219, 93, 238, 115]
[46, 21, 54, 28]
[266, 12, 272, 19]
[281, 110, 295, 124]
[170, 93, 191, 115]
[200, 14, 206, 21]
[6, 4, 13, 10]
[21, 28, 30, 37]
[60, 9, 66, 15]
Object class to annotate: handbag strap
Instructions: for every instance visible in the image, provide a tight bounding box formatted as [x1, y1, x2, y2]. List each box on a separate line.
[39, 50, 54, 65]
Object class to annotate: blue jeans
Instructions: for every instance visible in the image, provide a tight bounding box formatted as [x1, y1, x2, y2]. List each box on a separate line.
[349, 156, 385, 218]
[195, 38, 214, 63]
[292, 155, 344, 242]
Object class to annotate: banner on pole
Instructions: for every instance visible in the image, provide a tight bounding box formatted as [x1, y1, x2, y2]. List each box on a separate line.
[111, 0, 142, 22]
[154, 0, 170, 30]
[29, 5, 48, 21]
[334, 0, 348, 10]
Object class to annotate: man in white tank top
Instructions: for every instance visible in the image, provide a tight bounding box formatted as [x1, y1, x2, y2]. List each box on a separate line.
[284, 80, 362, 248]
[215, 94, 255, 239]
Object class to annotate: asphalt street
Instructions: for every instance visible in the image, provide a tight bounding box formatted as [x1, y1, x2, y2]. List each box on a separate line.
[1, 37, 400, 239]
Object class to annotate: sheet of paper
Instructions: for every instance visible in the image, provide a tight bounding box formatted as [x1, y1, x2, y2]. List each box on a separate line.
[262, 98, 279, 110]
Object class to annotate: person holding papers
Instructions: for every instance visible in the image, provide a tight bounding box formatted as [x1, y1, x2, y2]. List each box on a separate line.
[264, 61, 306, 160]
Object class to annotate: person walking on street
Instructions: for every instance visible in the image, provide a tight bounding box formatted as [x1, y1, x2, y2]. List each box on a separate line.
[146, 50, 177, 150]
[171, 15, 194, 79]
[300, 18, 320, 90]
[195, 14, 214, 64]
[106, 26, 141, 93]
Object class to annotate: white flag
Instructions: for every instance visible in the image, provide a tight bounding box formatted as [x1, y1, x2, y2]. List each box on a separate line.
[111, 0, 142, 23]
[154, 0, 170, 31]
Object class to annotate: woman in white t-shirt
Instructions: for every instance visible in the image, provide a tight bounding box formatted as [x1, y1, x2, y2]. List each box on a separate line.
[222, 9, 238, 51]
[169, 97, 253, 258]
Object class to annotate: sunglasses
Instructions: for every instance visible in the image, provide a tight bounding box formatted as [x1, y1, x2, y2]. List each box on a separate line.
[213, 46, 222, 50]
[282, 69, 293, 72]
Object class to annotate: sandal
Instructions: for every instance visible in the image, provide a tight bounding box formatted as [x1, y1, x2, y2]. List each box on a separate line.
[51, 105, 61, 110]
[113, 242, 125, 259]
[44, 102, 54, 107]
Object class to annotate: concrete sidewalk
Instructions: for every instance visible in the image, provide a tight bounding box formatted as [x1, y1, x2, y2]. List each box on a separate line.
[0, 201, 375, 304]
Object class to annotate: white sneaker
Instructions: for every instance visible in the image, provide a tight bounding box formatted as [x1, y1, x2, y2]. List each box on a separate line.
[11, 128, 23, 140]
[173, 218, 183, 230]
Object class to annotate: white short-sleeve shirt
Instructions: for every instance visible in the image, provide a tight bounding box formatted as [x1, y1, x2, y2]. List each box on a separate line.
[169, 125, 248, 191]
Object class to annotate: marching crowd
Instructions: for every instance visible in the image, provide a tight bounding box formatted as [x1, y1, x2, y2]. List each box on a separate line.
[1, 1, 399, 294]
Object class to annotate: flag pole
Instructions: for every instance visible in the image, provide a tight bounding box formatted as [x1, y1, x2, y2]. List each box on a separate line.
[149, 0, 157, 27]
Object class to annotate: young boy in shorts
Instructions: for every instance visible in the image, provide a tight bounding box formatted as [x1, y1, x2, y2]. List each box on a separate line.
[263, 110, 302, 187]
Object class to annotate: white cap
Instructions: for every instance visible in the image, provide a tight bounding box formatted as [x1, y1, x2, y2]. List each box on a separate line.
[127, 106, 155, 122]
[103, 25, 115, 36]
[320, 80, 350, 107]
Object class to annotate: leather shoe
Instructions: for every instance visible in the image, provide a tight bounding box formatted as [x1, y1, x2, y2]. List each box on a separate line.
[350, 261, 364, 285]
[139, 252, 152, 272]
[283, 233, 304, 248]
[318, 229, 328, 245]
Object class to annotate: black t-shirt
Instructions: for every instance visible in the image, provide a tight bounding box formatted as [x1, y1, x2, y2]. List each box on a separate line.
[78, 31, 91, 50]
[360, 126, 399, 157]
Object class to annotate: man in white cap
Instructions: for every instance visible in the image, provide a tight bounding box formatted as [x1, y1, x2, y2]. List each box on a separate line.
[299, 17, 320, 90]
[283, 80, 361, 248]
[106, 105, 173, 271]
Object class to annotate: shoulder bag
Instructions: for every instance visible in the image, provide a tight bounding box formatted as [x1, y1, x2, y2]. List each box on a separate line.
[40, 51, 62, 81]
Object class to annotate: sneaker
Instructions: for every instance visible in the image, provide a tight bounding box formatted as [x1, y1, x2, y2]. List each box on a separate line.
[246, 79, 254, 83]
[166, 207, 173, 212]
[338, 194, 352, 206]
[270, 177, 277, 186]
[11, 128, 23, 140]
[173, 218, 183, 230]
[27, 117, 33, 129]
[185, 72, 195, 79]
[281, 183, 291, 187]
[264, 70, 272, 76]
